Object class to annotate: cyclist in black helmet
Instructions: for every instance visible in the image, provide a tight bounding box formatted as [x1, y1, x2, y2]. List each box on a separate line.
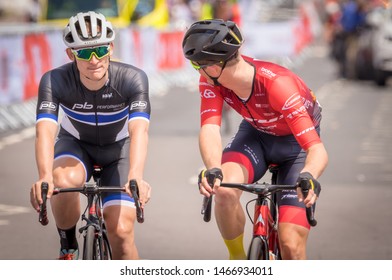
[30, 11, 152, 260]
[183, 19, 328, 260]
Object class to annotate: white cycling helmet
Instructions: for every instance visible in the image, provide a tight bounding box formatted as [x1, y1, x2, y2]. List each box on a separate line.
[63, 11, 115, 48]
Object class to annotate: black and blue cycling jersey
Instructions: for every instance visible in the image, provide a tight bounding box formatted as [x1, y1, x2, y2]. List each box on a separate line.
[36, 61, 151, 146]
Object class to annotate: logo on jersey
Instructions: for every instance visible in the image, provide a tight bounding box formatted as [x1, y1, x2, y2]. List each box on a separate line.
[202, 89, 216, 99]
[256, 104, 269, 109]
[97, 103, 125, 110]
[223, 97, 234, 105]
[259, 67, 276, 78]
[296, 126, 315, 137]
[102, 92, 113, 99]
[282, 93, 301, 110]
[39, 101, 57, 111]
[72, 102, 93, 110]
[130, 101, 147, 110]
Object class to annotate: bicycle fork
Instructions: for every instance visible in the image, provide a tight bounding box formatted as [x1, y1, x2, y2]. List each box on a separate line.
[79, 194, 100, 230]
[251, 197, 279, 260]
[79, 195, 108, 260]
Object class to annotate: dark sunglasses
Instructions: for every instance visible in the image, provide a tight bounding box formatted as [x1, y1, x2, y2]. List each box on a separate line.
[72, 45, 110, 61]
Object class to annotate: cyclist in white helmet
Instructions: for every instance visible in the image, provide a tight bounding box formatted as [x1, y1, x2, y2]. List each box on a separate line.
[30, 11, 152, 260]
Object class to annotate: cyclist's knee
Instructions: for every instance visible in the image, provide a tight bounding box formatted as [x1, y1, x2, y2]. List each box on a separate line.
[279, 238, 306, 260]
[215, 166, 244, 206]
[215, 187, 241, 206]
[105, 206, 135, 239]
[222, 162, 249, 183]
[279, 224, 308, 260]
[53, 166, 85, 188]
[53, 157, 86, 188]
[107, 215, 137, 259]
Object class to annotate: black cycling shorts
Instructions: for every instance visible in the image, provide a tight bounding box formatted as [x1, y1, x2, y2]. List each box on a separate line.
[54, 130, 135, 209]
[222, 120, 320, 228]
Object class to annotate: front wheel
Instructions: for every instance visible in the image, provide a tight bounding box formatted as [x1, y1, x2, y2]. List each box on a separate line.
[248, 236, 268, 260]
[83, 225, 96, 260]
[101, 226, 112, 260]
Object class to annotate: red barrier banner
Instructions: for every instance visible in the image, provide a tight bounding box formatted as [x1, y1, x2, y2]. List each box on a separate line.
[23, 33, 52, 100]
[0, 12, 321, 106]
[157, 31, 185, 70]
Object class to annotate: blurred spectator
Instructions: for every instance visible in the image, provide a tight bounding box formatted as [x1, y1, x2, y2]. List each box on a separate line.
[0, 0, 36, 23]
[213, 0, 241, 25]
[339, 0, 367, 33]
[200, 0, 242, 25]
[27, 0, 40, 22]
[331, 0, 368, 78]
[168, 0, 195, 28]
[323, 0, 341, 44]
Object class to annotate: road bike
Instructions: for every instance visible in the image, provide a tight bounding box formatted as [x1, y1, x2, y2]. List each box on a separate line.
[201, 165, 317, 260]
[38, 166, 144, 260]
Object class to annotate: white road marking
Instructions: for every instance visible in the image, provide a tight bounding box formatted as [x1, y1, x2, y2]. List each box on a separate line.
[0, 204, 31, 216]
[0, 126, 35, 151]
[0, 220, 9, 226]
[0, 204, 31, 226]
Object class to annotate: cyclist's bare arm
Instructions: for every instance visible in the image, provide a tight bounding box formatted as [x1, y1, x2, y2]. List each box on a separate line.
[298, 142, 328, 206]
[199, 123, 223, 196]
[127, 119, 151, 207]
[302, 143, 328, 179]
[31, 121, 58, 211]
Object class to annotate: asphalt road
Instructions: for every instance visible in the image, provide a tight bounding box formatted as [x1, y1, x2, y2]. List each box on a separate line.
[1, 43, 392, 260]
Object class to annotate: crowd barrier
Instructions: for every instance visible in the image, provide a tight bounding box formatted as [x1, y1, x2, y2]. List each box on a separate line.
[0, 1, 322, 132]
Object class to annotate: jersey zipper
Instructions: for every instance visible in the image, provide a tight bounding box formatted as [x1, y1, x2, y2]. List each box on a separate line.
[93, 93, 100, 145]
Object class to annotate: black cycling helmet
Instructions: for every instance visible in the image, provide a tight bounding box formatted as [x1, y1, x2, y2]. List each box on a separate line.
[182, 19, 243, 63]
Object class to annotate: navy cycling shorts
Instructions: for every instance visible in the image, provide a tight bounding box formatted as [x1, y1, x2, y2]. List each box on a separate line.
[54, 130, 135, 209]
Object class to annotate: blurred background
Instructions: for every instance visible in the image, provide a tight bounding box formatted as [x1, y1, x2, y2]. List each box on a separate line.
[1, 0, 392, 260]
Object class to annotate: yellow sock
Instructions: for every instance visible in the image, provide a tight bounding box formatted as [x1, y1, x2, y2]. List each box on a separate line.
[223, 234, 247, 260]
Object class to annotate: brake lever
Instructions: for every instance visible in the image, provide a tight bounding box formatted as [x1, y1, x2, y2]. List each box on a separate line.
[129, 179, 144, 223]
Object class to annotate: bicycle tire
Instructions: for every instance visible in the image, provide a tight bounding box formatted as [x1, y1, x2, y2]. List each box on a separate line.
[83, 225, 96, 260]
[101, 227, 112, 260]
[248, 236, 269, 260]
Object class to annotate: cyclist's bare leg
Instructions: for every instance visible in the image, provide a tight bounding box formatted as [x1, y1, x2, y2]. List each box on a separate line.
[104, 205, 139, 260]
[214, 162, 248, 259]
[278, 223, 309, 260]
[51, 157, 84, 228]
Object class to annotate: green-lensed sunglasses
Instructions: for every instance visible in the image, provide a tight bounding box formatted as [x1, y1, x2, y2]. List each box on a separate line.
[72, 45, 110, 61]
[190, 60, 223, 71]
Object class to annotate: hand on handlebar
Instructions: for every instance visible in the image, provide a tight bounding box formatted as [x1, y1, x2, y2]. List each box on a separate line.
[127, 179, 148, 224]
[126, 179, 151, 208]
[198, 168, 223, 197]
[198, 168, 223, 223]
[296, 172, 321, 208]
[30, 179, 54, 212]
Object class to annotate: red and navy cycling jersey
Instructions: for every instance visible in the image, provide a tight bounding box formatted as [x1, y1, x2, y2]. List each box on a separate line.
[199, 55, 322, 150]
[36, 61, 151, 146]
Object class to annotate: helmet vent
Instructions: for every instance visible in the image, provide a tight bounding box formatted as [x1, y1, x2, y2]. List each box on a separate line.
[63, 11, 115, 48]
